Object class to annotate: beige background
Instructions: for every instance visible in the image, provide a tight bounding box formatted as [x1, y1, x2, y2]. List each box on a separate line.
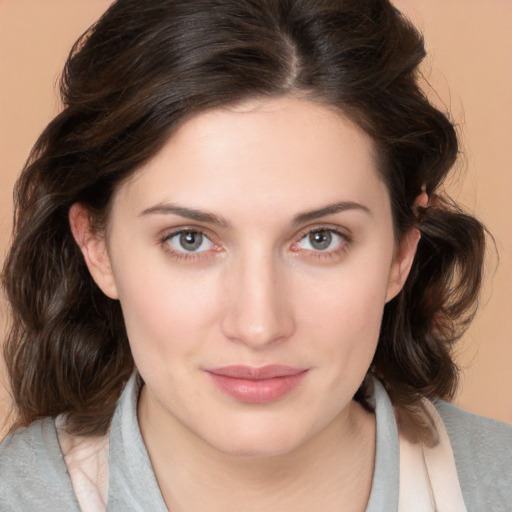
[1, 1, 511, 431]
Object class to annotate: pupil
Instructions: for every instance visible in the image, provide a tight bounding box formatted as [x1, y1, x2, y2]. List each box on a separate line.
[180, 231, 202, 251]
[309, 230, 332, 250]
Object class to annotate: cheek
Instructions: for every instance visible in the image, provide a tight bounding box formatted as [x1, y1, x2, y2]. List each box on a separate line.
[302, 250, 391, 324]
[114, 262, 221, 366]
[296, 253, 392, 372]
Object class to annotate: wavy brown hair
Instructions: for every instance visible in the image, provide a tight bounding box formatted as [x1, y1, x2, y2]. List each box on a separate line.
[2, 0, 485, 436]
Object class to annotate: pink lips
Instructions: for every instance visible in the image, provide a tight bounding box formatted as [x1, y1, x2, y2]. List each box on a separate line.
[206, 365, 308, 403]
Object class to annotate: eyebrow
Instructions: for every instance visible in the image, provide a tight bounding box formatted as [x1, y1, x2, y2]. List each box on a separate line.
[139, 203, 231, 228]
[292, 201, 371, 224]
[139, 200, 370, 227]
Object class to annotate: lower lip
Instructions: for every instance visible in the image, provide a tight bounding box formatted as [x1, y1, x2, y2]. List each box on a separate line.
[207, 371, 308, 404]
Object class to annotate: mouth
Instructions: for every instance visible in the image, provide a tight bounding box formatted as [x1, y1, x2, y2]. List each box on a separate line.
[205, 365, 309, 404]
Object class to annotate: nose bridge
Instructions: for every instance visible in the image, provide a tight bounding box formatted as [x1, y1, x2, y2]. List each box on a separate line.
[222, 244, 294, 348]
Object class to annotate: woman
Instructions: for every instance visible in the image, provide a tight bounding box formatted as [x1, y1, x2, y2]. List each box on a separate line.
[1, 0, 510, 510]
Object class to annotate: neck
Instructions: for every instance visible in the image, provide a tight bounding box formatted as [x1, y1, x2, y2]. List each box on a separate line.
[138, 387, 376, 512]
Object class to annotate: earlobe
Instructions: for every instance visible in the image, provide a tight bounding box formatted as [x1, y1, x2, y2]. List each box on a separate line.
[385, 228, 421, 303]
[69, 203, 119, 300]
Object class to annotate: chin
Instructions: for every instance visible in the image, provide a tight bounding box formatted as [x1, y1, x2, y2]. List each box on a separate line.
[201, 418, 311, 459]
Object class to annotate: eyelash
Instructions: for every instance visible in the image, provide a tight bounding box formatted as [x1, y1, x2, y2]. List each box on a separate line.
[159, 226, 351, 262]
[292, 227, 350, 259]
[160, 229, 220, 261]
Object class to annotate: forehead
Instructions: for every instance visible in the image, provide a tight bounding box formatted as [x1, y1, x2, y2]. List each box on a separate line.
[112, 97, 389, 222]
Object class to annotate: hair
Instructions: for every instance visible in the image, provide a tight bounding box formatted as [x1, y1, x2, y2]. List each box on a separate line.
[2, 0, 485, 437]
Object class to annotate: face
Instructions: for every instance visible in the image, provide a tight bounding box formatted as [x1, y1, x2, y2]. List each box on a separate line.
[73, 97, 417, 457]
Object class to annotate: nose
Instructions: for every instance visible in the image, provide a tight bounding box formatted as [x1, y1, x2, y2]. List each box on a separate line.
[221, 249, 295, 349]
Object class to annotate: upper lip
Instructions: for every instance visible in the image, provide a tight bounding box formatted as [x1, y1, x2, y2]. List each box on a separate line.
[206, 365, 308, 380]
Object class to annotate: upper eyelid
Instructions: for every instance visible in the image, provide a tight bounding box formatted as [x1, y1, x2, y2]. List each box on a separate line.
[158, 224, 350, 248]
[295, 225, 350, 241]
[160, 226, 216, 241]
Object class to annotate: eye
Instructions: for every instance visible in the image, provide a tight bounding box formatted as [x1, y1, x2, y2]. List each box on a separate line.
[296, 229, 345, 252]
[165, 230, 214, 253]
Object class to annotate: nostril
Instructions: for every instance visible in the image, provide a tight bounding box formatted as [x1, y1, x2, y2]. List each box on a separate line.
[221, 299, 295, 348]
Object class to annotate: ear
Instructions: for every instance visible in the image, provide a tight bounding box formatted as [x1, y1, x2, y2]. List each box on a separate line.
[385, 227, 421, 303]
[69, 203, 119, 299]
[386, 189, 429, 302]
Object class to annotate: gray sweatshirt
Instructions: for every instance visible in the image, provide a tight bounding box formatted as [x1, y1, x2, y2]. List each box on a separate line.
[1, 375, 511, 511]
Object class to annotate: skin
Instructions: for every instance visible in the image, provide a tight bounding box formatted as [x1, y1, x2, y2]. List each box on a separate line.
[70, 96, 420, 511]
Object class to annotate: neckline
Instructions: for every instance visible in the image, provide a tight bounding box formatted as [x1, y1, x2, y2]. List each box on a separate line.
[106, 374, 399, 511]
[365, 379, 400, 511]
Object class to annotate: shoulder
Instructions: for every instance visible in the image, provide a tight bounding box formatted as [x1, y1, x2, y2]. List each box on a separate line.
[0, 417, 81, 511]
[434, 400, 512, 512]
